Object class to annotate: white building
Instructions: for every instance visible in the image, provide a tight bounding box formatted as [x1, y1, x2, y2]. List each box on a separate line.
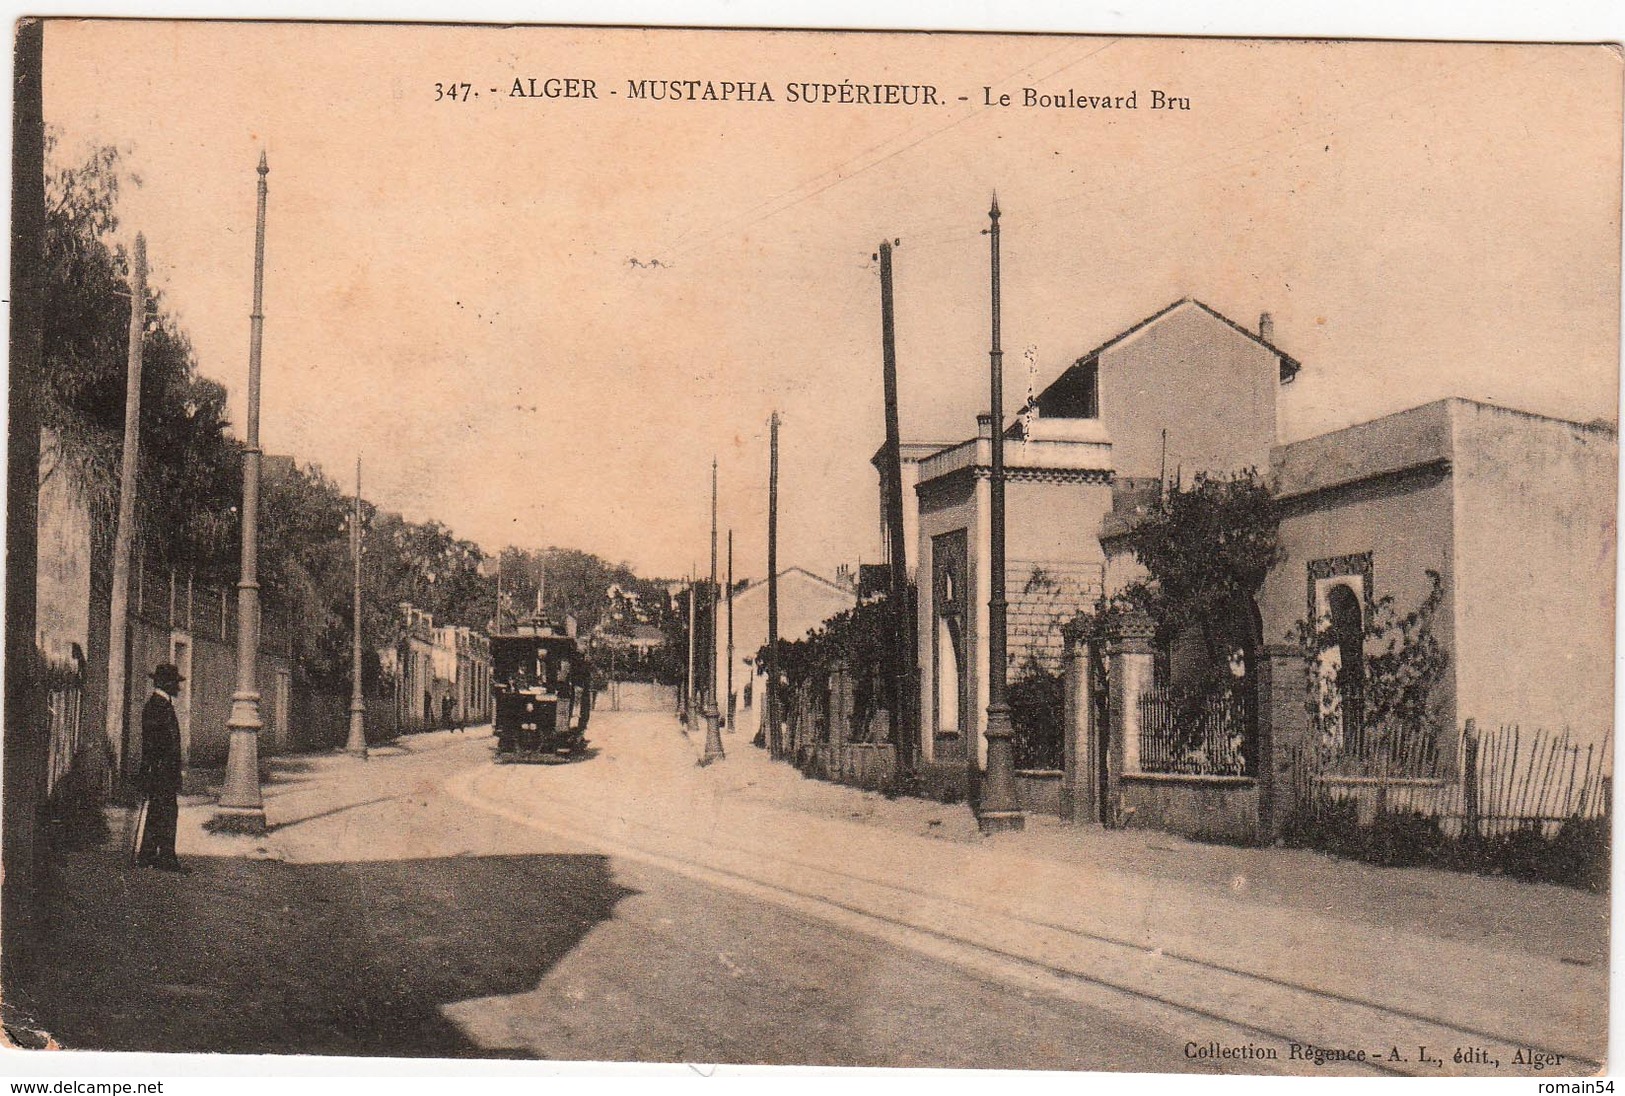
[711, 567, 857, 733]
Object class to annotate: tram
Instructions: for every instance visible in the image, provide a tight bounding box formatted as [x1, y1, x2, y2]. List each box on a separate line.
[490, 615, 594, 762]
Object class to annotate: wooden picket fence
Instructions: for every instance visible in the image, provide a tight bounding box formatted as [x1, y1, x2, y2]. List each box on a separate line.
[1457, 721, 1613, 838]
[45, 675, 88, 802]
[1285, 719, 1613, 841]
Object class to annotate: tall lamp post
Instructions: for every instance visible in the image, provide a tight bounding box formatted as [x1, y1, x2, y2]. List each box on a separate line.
[978, 193, 1025, 833]
[766, 412, 780, 757]
[684, 573, 695, 724]
[700, 458, 725, 763]
[346, 456, 367, 758]
[216, 151, 271, 833]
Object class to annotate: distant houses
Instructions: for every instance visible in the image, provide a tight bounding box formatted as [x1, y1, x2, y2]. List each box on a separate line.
[714, 567, 858, 733]
[380, 603, 493, 735]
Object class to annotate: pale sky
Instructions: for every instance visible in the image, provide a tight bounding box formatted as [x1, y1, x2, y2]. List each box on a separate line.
[41, 23, 1623, 581]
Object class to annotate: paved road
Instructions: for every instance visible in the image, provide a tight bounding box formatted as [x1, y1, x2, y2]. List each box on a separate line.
[237, 712, 1210, 1070]
[13, 696, 1604, 1075]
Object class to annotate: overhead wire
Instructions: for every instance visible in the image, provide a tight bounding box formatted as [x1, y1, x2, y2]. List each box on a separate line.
[888, 48, 1495, 253]
[662, 37, 1121, 261]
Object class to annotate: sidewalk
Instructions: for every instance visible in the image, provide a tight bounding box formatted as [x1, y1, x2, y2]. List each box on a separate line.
[685, 719, 1608, 968]
[449, 705, 1605, 1073]
[4, 729, 541, 1057]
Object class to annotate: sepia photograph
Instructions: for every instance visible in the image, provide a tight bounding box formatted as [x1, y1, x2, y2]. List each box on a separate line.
[1, 13, 1619, 1082]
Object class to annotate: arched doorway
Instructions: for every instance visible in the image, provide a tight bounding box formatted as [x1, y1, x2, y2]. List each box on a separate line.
[931, 529, 969, 760]
[1324, 582, 1365, 754]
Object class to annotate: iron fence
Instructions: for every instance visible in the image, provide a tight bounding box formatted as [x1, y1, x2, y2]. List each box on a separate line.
[133, 562, 290, 651]
[1138, 684, 1250, 776]
[45, 675, 87, 801]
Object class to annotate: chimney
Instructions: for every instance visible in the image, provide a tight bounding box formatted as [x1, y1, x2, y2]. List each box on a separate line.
[1259, 312, 1275, 343]
[976, 412, 994, 439]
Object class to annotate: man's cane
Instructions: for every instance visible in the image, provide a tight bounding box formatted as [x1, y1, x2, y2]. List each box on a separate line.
[126, 793, 149, 867]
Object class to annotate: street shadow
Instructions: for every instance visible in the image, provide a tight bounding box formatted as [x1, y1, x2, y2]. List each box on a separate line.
[182, 759, 324, 798]
[258, 795, 404, 835]
[4, 842, 636, 1059]
[259, 758, 325, 788]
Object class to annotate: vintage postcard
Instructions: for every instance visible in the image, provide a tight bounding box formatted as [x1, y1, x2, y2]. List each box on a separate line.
[2, 17, 1619, 1082]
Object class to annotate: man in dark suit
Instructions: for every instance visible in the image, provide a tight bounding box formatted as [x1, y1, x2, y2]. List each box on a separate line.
[137, 662, 187, 872]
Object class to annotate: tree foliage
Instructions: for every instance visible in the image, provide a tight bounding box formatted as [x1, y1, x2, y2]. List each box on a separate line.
[1008, 656, 1065, 770]
[42, 134, 242, 580]
[756, 595, 900, 741]
[259, 461, 356, 690]
[39, 133, 677, 700]
[1116, 468, 1282, 647]
[492, 545, 660, 636]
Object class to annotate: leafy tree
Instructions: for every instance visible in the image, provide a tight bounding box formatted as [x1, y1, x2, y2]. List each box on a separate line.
[362, 513, 488, 632]
[1060, 470, 1283, 769]
[1116, 468, 1282, 651]
[41, 134, 240, 580]
[259, 460, 353, 690]
[757, 595, 901, 742]
[489, 545, 644, 635]
[1008, 656, 1065, 770]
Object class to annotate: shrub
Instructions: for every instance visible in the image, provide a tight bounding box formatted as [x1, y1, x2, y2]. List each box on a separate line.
[1008, 657, 1065, 770]
[1281, 793, 1609, 891]
[1542, 817, 1611, 892]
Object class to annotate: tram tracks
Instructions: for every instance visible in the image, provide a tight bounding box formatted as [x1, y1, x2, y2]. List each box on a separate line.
[447, 763, 1602, 1077]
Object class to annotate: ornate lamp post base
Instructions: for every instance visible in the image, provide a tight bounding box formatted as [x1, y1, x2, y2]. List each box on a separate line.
[977, 705, 1026, 834]
[213, 694, 266, 833]
[208, 806, 267, 836]
[976, 809, 1026, 833]
[345, 706, 368, 758]
[699, 704, 725, 765]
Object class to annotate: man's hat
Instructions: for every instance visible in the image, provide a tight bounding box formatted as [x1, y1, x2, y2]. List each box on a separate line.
[150, 662, 185, 686]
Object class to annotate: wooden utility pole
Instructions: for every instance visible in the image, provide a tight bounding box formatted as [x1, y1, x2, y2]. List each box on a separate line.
[707, 459, 718, 712]
[495, 553, 504, 634]
[726, 528, 735, 732]
[104, 233, 148, 783]
[766, 412, 780, 757]
[878, 239, 915, 766]
[345, 456, 367, 758]
[979, 194, 1024, 833]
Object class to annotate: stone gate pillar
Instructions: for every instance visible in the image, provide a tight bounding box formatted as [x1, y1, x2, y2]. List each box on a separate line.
[830, 660, 853, 746]
[1256, 643, 1309, 841]
[1061, 617, 1097, 823]
[1105, 611, 1156, 827]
